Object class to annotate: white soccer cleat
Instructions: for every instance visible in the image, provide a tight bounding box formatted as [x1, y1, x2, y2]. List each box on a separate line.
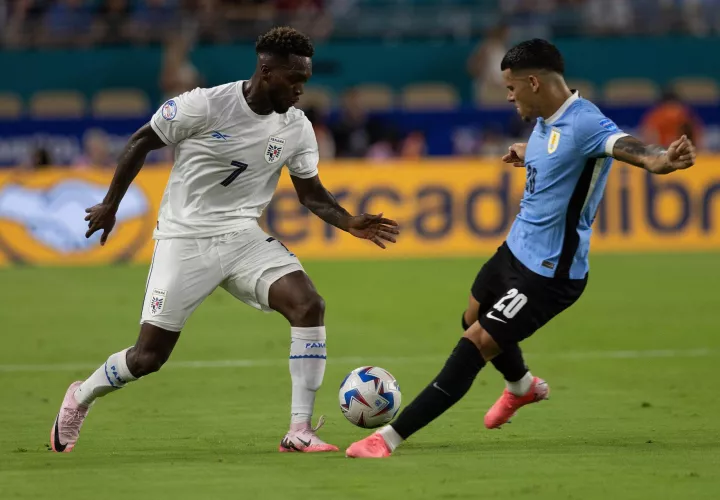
[278, 416, 339, 453]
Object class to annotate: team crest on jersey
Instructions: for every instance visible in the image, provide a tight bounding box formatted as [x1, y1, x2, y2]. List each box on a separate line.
[548, 128, 561, 154]
[150, 288, 167, 315]
[265, 136, 286, 164]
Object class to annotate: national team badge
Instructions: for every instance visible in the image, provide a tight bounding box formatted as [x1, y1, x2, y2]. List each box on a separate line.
[161, 100, 177, 121]
[265, 136, 285, 164]
[150, 288, 167, 315]
[548, 128, 561, 154]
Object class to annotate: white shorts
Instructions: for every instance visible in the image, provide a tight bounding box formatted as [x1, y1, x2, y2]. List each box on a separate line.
[140, 224, 304, 332]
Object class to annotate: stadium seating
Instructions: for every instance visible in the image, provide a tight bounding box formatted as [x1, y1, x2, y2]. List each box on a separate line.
[297, 86, 334, 113]
[474, 83, 508, 109]
[0, 93, 23, 119]
[92, 89, 151, 118]
[400, 83, 460, 110]
[351, 84, 395, 111]
[566, 79, 597, 101]
[602, 78, 660, 105]
[4, 75, 717, 120]
[670, 77, 720, 105]
[29, 90, 86, 118]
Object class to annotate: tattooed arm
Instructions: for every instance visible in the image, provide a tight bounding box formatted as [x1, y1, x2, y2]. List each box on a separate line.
[291, 174, 400, 249]
[611, 135, 696, 175]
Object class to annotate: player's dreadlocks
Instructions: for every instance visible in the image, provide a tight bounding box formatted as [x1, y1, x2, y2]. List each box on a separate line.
[256, 27, 314, 58]
[501, 38, 564, 75]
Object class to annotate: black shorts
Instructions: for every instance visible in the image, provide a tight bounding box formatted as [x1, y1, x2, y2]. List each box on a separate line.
[472, 242, 587, 348]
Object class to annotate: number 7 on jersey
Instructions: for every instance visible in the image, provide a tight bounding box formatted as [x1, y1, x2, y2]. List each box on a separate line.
[220, 161, 248, 187]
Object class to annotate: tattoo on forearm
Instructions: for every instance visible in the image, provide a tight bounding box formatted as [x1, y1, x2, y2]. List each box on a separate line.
[614, 137, 666, 157]
[304, 189, 352, 230]
[645, 144, 667, 156]
[613, 136, 667, 171]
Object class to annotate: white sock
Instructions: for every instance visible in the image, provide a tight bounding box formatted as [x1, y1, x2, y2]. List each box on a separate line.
[506, 371, 534, 396]
[74, 348, 137, 407]
[289, 326, 327, 426]
[379, 425, 404, 452]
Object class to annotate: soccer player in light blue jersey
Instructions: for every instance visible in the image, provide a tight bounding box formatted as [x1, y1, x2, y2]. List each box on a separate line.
[347, 38, 696, 458]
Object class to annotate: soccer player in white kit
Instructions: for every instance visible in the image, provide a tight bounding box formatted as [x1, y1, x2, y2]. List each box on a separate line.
[50, 27, 399, 454]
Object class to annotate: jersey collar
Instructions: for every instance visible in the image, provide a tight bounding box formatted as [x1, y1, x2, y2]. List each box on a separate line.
[544, 90, 579, 125]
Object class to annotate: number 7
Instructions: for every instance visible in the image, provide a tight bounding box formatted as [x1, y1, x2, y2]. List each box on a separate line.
[220, 161, 248, 187]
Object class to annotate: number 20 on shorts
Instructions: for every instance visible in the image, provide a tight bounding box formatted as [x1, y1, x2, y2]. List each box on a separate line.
[493, 288, 528, 319]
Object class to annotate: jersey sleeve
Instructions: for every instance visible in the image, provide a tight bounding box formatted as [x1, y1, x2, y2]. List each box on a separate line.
[150, 89, 209, 145]
[285, 118, 320, 179]
[573, 111, 628, 158]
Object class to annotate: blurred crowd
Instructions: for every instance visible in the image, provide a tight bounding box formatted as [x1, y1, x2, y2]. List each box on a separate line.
[500, 0, 720, 37]
[0, 0, 327, 48]
[4, 0, 717, 168]
[2, 0, 720, 48]
[304, 97, 429, 162]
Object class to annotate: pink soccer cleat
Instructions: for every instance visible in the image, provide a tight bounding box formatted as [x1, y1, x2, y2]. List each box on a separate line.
[50, 381, 91, 453]
[278, 416, 339, 453]
[346, 433, 392, 459]
[484, 377, 549, 429]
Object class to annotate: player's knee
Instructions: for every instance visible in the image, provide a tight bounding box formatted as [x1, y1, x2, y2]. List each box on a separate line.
[126, 346, 169, 377]
[286, 292, 325, 326]
[463, 324, 502, 361]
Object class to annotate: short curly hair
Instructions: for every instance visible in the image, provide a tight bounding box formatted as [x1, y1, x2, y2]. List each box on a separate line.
[501, 39, 564, 75]
[256, 27, 314, 58]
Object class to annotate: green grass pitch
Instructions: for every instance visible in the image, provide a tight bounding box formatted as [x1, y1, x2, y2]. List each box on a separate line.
[1, 254, 719, 499]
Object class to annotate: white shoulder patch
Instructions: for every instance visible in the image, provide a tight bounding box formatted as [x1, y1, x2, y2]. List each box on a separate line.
[161, 100, 177, 121]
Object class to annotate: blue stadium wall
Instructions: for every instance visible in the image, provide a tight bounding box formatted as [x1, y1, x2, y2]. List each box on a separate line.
[3, 37, 719, 104]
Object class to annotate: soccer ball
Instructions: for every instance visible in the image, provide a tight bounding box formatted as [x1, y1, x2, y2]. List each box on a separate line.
[339, 366, 402, 428]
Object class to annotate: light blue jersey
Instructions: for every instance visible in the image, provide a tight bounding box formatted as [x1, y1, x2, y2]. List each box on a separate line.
[506, 92, 628, 279]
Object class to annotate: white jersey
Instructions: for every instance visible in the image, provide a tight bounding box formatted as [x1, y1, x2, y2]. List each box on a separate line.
[149, 81, 319, 239]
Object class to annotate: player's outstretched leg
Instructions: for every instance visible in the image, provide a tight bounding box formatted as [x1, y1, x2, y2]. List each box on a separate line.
[268, 271, 338, 453]
[346, 322, 495, 458]
[462, 300, 549, 428]
[50, 324, 179, 453]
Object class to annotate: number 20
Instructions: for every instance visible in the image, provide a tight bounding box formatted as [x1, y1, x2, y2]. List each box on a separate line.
[526, 165, 537, 194]
[493, 288, 528, 319]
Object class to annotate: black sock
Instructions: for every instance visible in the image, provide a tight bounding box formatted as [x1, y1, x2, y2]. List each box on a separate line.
[391, 337, 486, 440]
[490, 344, 528, 382]
[461, 312, 527, 382]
